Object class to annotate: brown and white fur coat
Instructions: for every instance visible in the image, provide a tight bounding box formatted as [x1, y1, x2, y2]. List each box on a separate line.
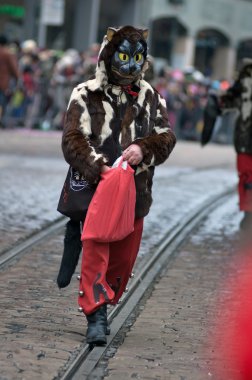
[62, 29, 176, 219]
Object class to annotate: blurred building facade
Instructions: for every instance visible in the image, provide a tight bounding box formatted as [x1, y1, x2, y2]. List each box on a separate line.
[1, 0, 252, 79]
[146, 0, 252, 79]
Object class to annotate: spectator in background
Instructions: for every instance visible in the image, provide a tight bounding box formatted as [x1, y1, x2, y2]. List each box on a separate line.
[0, 35, 19, 128]
[23, 53, 43, 129]
[50, 49, 82, 129]
[81, 43, 100, 80]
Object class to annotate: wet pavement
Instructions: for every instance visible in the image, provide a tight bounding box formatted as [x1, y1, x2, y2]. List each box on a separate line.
[0, 129, 242, 380]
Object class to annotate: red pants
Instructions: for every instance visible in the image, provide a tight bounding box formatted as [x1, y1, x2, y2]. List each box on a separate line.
[78, 218, 143, 315]
[237, 153, 252, 211]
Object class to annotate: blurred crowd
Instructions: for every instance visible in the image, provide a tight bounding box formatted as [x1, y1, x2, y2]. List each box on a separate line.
[0, 36, 233, 142]
[0, 36, 101, 130]
[152, 67, 231, 142]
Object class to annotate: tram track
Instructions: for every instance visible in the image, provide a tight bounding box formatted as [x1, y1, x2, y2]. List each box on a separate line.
[0, 182, 235, 380]
[58, 186, 235, 380]
[0, 134, 238, 380]
[0, 187, 234, 380]
[0, 164, 224, 262]
[0, 217, 66, 268]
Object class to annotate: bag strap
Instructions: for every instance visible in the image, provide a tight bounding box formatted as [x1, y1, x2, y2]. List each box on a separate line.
[112, 156, 128, 170]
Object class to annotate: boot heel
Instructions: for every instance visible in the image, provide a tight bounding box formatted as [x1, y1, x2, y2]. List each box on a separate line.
[86, 334, 107, 345]
[86, 304, 108, 346]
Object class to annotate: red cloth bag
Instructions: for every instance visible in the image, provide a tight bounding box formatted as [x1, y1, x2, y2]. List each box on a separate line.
[81, 158, 136, 242]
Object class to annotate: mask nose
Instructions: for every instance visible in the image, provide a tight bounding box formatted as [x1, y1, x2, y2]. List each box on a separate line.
[129, 59, 140, 75]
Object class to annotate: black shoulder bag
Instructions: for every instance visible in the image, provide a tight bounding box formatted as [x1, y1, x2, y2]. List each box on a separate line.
[57, 167, 96, 221]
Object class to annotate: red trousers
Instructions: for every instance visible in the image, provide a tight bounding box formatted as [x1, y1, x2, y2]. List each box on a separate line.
[237, 153, 252, 211]
[78, 218, 143, 315]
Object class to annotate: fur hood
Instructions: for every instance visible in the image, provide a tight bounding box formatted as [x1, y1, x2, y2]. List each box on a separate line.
[80, 26, 150, 93]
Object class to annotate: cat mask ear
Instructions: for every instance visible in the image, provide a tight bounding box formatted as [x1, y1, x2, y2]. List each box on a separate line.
[106, 27, 118, 41]
[142, 29, 149, 41]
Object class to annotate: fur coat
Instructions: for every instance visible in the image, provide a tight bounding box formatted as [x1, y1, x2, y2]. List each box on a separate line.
[61, 34, 176, 219]
[221, 63, 252, 155]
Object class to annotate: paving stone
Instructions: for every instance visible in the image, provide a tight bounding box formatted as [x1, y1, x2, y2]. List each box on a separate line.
[0, 130, 242, 379]
[104, 198, 242, 380]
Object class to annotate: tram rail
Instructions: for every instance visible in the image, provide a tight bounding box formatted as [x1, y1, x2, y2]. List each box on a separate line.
[0, 217, 66, 268]
[58, 187, 235, 380]
[0, 186, 235, 379]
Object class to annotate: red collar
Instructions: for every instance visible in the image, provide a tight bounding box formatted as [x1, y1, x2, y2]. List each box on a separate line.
[121, 85, 139, 98]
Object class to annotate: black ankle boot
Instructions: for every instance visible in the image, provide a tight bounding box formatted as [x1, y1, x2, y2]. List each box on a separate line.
[86, 304, 109, 345]
[57, 220, 82, 288]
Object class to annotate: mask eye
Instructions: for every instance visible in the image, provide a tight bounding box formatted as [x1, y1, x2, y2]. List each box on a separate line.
[119, 53, 129, 62]
[134, 53, 143, 63]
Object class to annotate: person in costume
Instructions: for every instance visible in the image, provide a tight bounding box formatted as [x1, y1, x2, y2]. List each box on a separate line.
[57, 25, 176, 345]
[202, 59, 252, 231]
[220, 60, 252, 231]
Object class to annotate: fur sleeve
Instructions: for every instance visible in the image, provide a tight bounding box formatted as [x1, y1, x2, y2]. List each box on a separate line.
[62, 94, 107, 184]
[134, 92, 176, 166]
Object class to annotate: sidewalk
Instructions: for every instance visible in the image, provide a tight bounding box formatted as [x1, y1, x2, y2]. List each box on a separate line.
[0, 128, 62, 157]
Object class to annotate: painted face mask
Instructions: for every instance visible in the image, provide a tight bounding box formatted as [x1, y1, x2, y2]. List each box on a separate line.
[98, 26, 149, 87]
[110, 39, 146, 85]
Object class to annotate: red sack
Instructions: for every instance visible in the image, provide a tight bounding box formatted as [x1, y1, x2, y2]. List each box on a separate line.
[82, 158, 136, 242]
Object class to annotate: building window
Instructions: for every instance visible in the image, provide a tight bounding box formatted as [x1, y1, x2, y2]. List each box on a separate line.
[151, 17, 187, 62]
[194, 29, 229, 76]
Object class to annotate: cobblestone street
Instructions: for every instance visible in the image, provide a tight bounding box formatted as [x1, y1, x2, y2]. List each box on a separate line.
[0, 129, 237, 255]
[103, 194, 242, 380]
[0, 130, 66, 253]
[0, 129, 245, 380]
[1, 0, 252, 378]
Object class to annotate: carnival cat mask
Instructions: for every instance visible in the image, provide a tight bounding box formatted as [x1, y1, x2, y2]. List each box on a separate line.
[110, 39, 146, 85]
[100, 26, 149, 86]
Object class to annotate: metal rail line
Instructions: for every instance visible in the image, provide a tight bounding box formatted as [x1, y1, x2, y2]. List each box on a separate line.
[59, 187, 235, 380]
[0, 217, 66, 268]
[0, 166, 213, 270]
